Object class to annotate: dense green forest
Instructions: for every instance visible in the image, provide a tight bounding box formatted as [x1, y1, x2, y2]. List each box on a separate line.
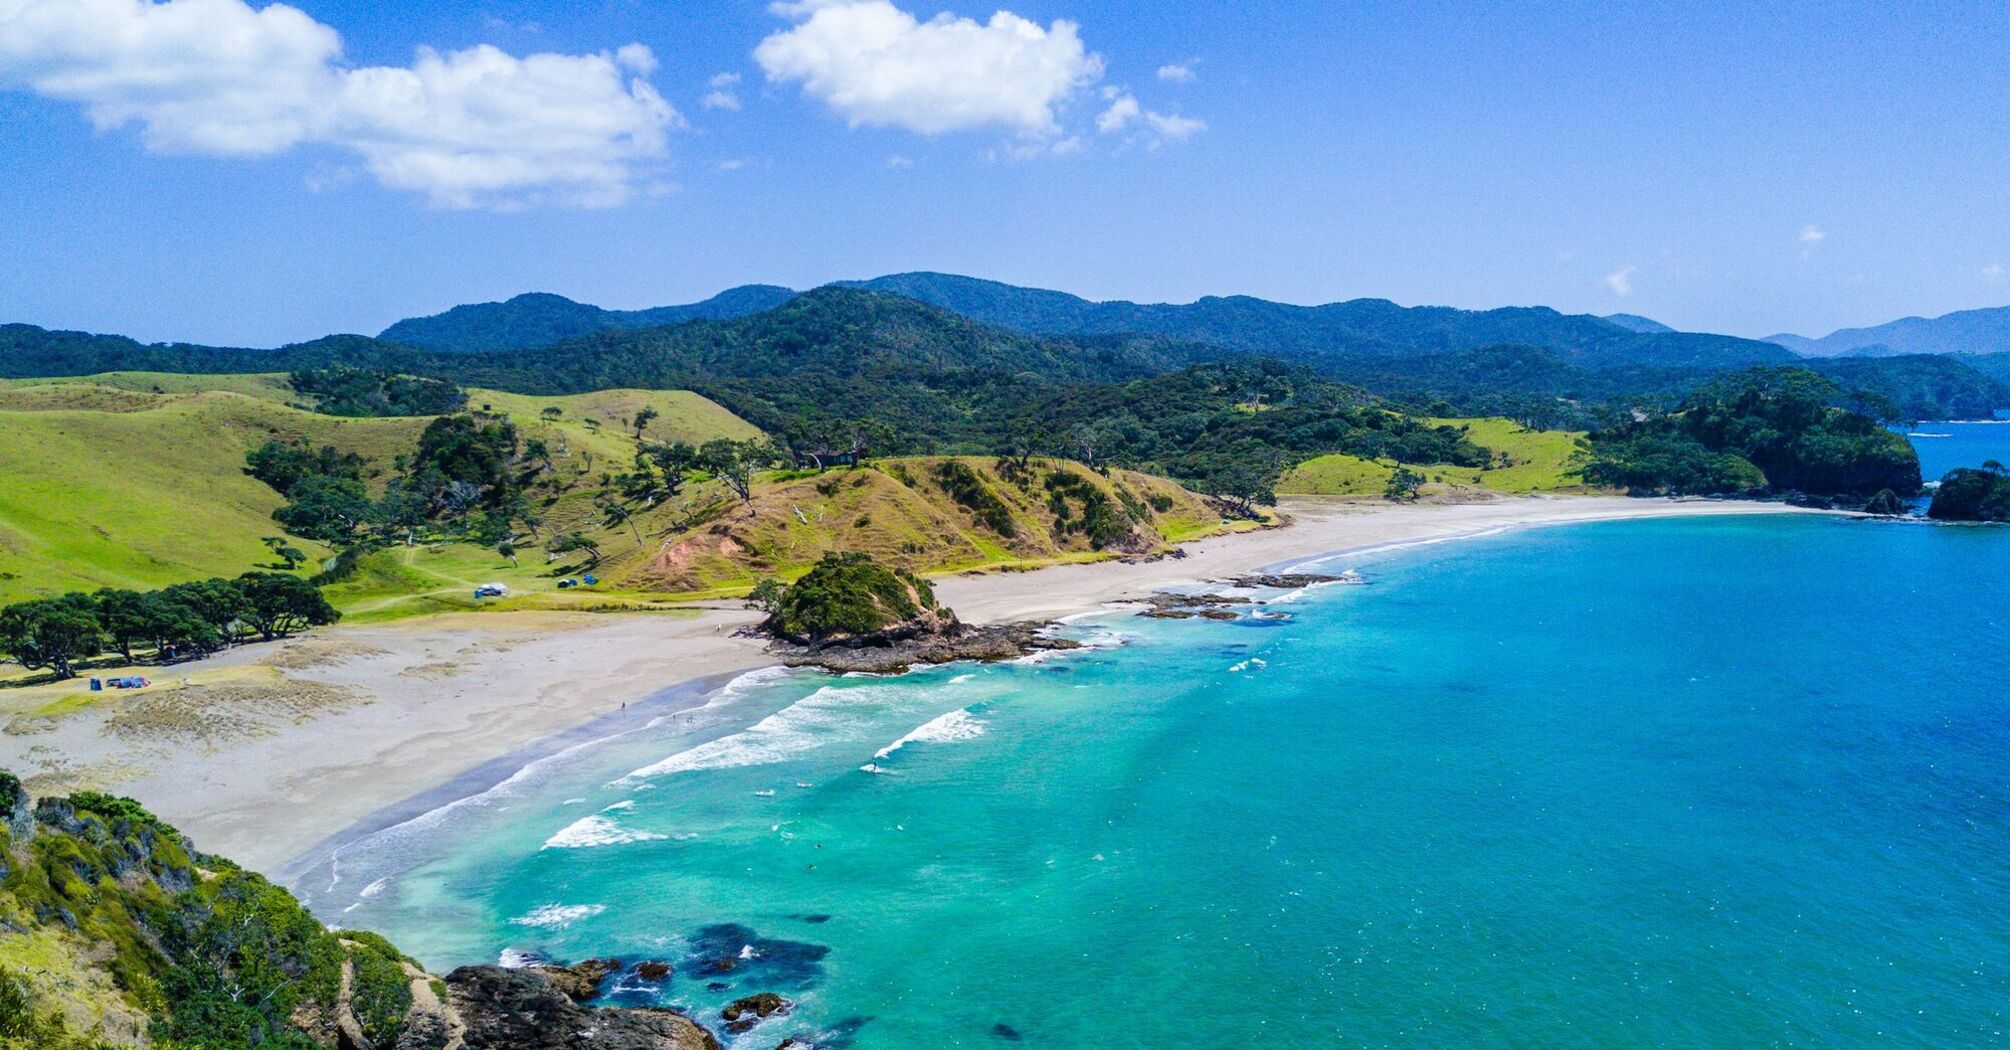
[1584, 368, 1923, 498]
[6, 286, 2002, 498]
[1927, 464, 2010, 521]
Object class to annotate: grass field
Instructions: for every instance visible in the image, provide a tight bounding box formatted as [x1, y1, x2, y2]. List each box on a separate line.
[0, 391, 429, 602]
[0, 376, 762, 606]
[0, 374, 1253, 619]
[1277, 417, 1597, 496]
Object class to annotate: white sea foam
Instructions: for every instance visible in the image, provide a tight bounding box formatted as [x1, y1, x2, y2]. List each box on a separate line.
[620, 680, 926, 781]
[498, 948, 542, 969]
[874, 708, 987, 759]
[949, 673, 975, 684]
[358, 876, 390, 899]
[1228, 657, 1268, 673]
[601, 799, 636, 811]
[510, 903, 605, 929]
[542, 814, 668, 849]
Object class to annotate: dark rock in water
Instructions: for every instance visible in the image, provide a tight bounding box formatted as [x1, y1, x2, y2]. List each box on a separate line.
[706, 981, 731, 992]
[772, 1016, 871, 1050]
[445, 965, 720, 1049]
[1223, 572, 1358, 589]
[776, 621, 1078, 674]
[1138, 591, 1251, 620]
[992, 1022, 1024, 1040]
[634, 960, 673, 981]
[539, 957, 621, 1001]
[722, 992, 790, 1023]
[800, 914, 832, 924]
[685, 924, 830, 991]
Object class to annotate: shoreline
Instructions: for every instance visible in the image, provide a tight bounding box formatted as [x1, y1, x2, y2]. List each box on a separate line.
[0, 495, 1821, 879]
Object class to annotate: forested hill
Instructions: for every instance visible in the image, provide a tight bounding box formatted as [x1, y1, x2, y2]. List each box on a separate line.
[839, 272, 1797, 369]
[378, 284, 796, 351]
[6, 287, 2007, 425]
[360, 271, 1796, 370]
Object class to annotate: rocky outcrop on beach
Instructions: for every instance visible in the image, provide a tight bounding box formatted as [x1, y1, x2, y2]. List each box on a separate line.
[445, 965, 720, 1050]
[1137, 592, 1251, 619]
[775, 619, 1080, 673]
[1222, 571, 1361, 590]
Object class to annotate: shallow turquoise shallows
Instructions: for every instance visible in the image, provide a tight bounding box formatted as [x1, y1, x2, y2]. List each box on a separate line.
[305, 515, 2010, 1049]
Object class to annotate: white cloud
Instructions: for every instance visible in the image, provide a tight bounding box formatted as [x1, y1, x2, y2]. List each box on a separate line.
[1797, 224, 1827, 261]
[1604, 265, 1637, 297]
[1144, 109, 1203, 141]
[0, 0, 681, 208]
[1155, 62, 1193, 83]
[1094, 89, 1201, 145]
[703, 70, 741, 110]
[1095, 92, 1138, 133]
[754, 0, 1103, 137]
[1981, 263, 2005, 284]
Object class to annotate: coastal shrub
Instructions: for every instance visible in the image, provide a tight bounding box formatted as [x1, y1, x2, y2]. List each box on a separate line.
[764, 552, 943, 644]
[1043, 471, 1130, 550]
[345, 935, 414, 1046]
[1384, 466, 1426, 502]
[933, 461, 1017, 537]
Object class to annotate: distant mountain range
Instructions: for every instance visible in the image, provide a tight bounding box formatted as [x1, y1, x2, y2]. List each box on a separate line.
[6, 276, 2007, 423]
[1602, 313, 1676, 334]
[374, 272, 1795, 371]
[379, 285, 796, 352]
[1766, 306, 2010, 358]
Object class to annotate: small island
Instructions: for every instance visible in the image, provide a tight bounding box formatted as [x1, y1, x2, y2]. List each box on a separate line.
[1927, 463, 2010, 522]
[755, 552, 1076, 673]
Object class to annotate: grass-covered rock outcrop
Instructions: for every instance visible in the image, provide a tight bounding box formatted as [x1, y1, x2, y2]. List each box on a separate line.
[1927, 464, 2010, 522]
[761, 552, 952, 646]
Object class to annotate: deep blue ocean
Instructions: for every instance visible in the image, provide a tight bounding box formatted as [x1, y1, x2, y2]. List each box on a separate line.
[307, 508, 2010, 1049]
[1906, 419, 2010, 482]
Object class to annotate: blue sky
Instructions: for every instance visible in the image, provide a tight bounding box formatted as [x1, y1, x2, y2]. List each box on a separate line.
[2, 0, 2008, 346]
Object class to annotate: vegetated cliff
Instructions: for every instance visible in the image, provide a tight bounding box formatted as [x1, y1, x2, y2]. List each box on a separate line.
[0, 773, 726, 1049]
[1927, 465, 2010, 521]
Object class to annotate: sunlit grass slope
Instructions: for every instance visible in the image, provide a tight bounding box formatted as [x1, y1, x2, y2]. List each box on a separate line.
[1278, 417, 1596, 496]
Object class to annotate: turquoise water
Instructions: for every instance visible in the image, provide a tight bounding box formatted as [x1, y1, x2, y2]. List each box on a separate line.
[304, 515, 2010, 1048]
[1906, 419, 2010, 482]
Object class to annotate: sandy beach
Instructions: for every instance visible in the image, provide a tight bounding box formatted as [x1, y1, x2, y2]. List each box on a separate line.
[0, 495, 1811, 876]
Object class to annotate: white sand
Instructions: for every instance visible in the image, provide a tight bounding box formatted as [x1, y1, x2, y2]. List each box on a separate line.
[0, 495, 1811, 874]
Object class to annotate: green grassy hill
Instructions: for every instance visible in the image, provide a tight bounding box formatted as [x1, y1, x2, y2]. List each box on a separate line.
[0, 391, 426, 602]
[321, 457, 1255, 621]
[622, 456, 1243, 596]
[1278, 417, 1596, 496]
[0, 378, 762, 606]
[0, 376, 1253, 621]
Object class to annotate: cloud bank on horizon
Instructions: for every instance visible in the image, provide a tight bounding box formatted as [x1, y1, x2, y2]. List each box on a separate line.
[0, 0, 1202, 209]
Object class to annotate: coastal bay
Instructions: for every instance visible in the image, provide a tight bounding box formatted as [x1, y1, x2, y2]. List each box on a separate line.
[0, 495, 1807, 874]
